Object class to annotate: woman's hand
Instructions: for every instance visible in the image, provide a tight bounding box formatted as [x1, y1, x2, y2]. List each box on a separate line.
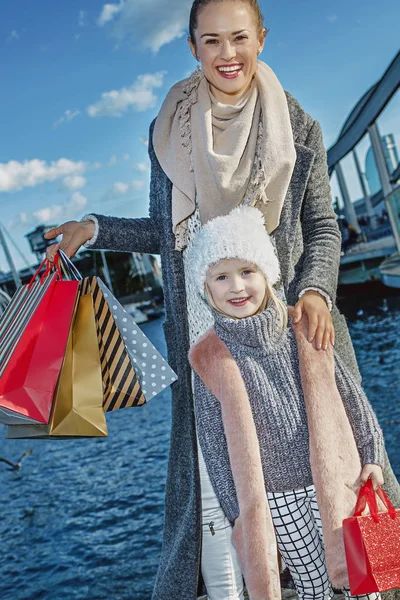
[360, 464, 384, 489]
[292, 291, 334, 351]
[44, 220, 95, 261]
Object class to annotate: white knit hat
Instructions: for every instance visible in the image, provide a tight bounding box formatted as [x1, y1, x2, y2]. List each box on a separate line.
[187, 206, 281, 298]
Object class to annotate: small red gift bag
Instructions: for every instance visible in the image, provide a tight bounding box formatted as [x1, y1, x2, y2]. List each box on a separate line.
[343, 479, 400, 595]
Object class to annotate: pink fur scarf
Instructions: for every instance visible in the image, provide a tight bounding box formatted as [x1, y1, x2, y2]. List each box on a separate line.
[189, 314, 362, 600]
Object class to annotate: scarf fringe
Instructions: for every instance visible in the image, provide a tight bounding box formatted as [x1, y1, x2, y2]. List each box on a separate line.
[178, 67, 204, 172]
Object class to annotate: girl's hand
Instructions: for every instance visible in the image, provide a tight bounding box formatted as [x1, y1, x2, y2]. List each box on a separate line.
[292, 291, 334, 351]
[360, 464, 384, 489]
[44, 220, 95, 262]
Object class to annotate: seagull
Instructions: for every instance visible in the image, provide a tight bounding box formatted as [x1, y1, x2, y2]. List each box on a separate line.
[0, 449, 33, 471]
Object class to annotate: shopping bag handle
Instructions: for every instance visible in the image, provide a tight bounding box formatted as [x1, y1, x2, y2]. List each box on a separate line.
[354, 478, 397, 523]
[28, 254, 62, 289]
[57, 250, 83, 281]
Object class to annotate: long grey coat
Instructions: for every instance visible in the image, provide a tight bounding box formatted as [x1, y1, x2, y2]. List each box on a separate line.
[90, 93, 400, 600]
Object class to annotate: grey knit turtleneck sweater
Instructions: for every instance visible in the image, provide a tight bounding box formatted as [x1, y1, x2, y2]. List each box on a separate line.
[193, 303, 385, 522]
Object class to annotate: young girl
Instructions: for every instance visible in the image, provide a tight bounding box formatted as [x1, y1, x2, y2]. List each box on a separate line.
[187, 205, 385, 600]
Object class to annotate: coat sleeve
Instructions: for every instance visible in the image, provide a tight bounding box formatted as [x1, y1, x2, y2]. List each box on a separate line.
[84, 120, 161, 255]
[297, 120, 342, 306]
[334, 350, 385, 468]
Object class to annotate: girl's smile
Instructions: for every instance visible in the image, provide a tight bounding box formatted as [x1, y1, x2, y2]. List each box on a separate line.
[227, 296, 251, 306]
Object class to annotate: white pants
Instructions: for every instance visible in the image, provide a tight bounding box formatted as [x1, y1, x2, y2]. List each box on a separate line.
[199, 445, 381, 600]
[199, 442, 245, 600]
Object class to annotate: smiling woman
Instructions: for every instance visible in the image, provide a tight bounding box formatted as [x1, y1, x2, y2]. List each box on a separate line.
[44, 0, 400, 598]
[188, 0, 265, 104]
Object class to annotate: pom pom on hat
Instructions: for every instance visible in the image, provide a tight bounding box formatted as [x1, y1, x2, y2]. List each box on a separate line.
[187, 206, 281, 298]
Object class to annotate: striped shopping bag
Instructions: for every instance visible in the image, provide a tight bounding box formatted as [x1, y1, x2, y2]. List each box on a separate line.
[0, 256, 80, 424]
[0, 275, 54, 381]
[81, 277, 145, 411]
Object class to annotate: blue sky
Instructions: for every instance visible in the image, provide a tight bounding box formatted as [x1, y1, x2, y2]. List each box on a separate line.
[1, 0, 399, 271]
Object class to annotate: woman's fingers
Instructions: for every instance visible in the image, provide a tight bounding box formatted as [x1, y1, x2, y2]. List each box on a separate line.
[43, 220, 94, 262]
[307, 314, 318, 344]
[46, 243, 60, 262]
[292, 300, 304, 324]
[322, 326, 331, 351]
[44, 226, 63, 241]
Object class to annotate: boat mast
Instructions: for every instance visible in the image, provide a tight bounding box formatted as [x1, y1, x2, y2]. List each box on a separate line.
[0, 223, 22, 289]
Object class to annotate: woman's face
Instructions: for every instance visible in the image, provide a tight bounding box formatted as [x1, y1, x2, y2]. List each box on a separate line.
[189, 1, 265, 105]
[206, 258, 267, 318]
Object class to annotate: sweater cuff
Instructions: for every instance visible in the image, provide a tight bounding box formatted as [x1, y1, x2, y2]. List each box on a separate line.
[81, 214, 99, 247]
[299, 287, 333, 312]
[359, 440, 386, 469]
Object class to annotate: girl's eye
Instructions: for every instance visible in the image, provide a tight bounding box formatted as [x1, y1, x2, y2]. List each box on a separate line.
[216, 275, 227, 281]
[242, 270, 252, 276]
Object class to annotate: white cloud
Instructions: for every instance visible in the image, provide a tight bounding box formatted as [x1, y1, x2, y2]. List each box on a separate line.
[123, 153, 130, 161]
[33, 192, 88, 224]
[133, 161, 149, 173]
[63, 174, 87, 190]
[108, 154, 118, 166]
[113, 181, 130, 195]
[0, 159, 87, 193]
[132, 180, 145, 190]
[7, 211, 33, 231]
[7, 30, 20, 42]
[140, 136, 149, 147]
[87, 72, 165, 117]
[78, 10, 86, 27]
[53, 109, 81, 129]
[97, 0, 192, 52]
[327, 15, 338, 22]
[97, 3, 123, 26]
[9, 192, 88, 230]
[102, 179, 145, 201]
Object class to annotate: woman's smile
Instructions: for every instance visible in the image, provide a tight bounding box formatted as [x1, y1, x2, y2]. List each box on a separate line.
[216, 63, 244, 79]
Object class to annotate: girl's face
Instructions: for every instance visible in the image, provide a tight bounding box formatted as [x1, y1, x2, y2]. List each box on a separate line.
[188, 1, 265, 105]
[206, 258, 267, 318]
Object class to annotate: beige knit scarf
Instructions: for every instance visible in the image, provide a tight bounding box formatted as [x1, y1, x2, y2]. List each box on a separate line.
[189, 311, 362, 599]
[153, 61, 296, 250]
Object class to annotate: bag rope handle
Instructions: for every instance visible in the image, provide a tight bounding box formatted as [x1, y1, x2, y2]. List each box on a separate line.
[28, 254, 62, 289]
[354, 478, 397, 523]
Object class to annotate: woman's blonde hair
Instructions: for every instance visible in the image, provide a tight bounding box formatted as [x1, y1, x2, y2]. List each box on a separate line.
[204, 267, 288, 332]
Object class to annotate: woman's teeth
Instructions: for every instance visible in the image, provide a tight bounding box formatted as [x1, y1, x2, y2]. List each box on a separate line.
[217, 65, 242, 73]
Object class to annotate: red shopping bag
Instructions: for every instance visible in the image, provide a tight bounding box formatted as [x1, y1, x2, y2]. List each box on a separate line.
[0, 257, 79, 424]
[343, 478, 400, 595]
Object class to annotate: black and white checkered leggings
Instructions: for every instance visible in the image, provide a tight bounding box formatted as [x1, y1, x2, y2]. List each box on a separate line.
[268, 484, 381, 599]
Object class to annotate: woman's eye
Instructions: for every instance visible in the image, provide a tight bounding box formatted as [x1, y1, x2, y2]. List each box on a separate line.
[235, 35, 248, 42]
[205, 39, 218, 44]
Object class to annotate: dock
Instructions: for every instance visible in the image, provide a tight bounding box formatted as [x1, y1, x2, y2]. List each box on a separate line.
[328, 50, 400, 293]
[339, 235, 397, 286]
[380, 253, 400, 288]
